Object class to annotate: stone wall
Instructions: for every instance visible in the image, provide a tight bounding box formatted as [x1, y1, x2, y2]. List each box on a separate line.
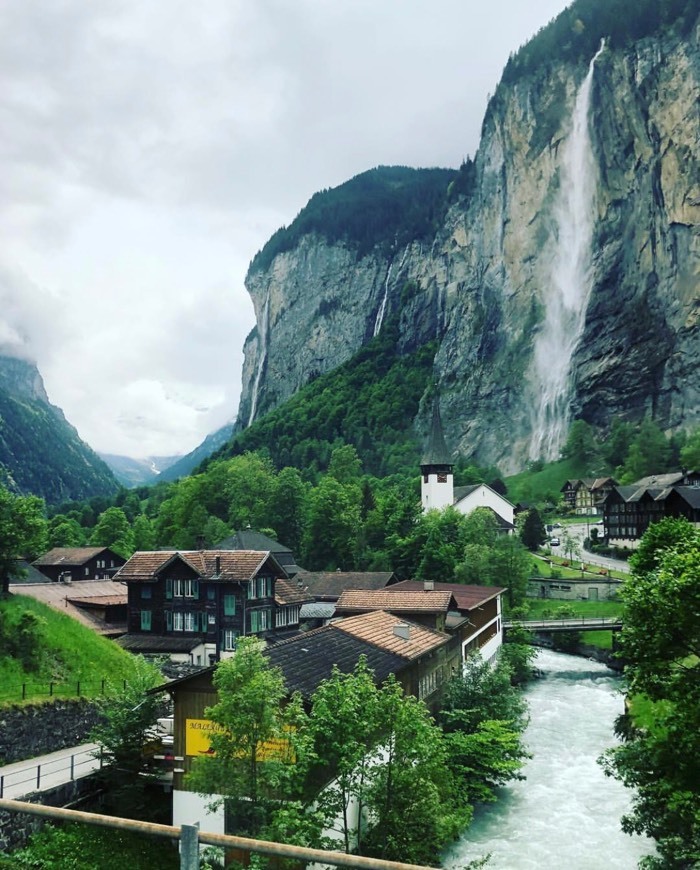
[0, 699, 104, 765]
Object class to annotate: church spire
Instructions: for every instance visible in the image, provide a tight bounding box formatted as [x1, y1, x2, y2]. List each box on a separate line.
[420, 395, 454, 512]
[421, 396, 453, 468]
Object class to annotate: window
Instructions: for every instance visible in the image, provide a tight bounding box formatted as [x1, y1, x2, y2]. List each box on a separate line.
[437, 473, 448, 483]
[223, 630, 237, 651]
[418, 670, 439, 700]
[248, 576, 272, 600]
[140, 585, 152, 599]
[173, 612, 184, 632]
[84, 567, 89, 576]
[276, 605, 300, 627]
[140, 610, 152, 631]
[224, 594, 236, 616]
[184, 612, 197, 632]
[171, 578, 199, 598]
[207, 586, 215, 601]
[250, 609, 270, 633]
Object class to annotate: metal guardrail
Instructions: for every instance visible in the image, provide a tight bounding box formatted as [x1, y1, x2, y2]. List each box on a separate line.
[0, 748, 102, 799]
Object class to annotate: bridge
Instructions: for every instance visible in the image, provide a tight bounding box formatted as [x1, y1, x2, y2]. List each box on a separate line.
[503, 616, 623, 634]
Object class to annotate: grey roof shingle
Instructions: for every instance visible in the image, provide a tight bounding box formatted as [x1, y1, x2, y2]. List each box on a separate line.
[295, 570, 394, 600]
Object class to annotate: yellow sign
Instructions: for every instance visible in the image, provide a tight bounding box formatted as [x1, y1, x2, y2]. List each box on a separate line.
[186, 718, 226, 756]
[185, 718, 295, 761]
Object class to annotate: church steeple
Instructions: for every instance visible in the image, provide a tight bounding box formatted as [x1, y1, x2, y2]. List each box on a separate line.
[420, 396, 454, 512]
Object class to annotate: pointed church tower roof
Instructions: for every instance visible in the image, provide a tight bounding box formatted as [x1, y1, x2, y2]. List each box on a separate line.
[421, 397, 453, 468]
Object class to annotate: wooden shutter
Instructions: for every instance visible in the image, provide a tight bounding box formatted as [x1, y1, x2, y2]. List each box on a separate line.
[165, 578, 173, 600]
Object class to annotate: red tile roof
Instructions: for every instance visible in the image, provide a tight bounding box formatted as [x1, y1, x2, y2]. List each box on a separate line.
[334, 610, 450, 658]
[384, 580, 504, 611]
[275, 578, 314, 606]
[115, 550, 284, 582]
[335, 589, 455, 614]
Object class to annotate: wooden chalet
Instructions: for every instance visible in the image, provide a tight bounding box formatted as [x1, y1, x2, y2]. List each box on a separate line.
[158, 610, 458, 833]
[114, 549, 286, 665]
[32, 547, 126, 582]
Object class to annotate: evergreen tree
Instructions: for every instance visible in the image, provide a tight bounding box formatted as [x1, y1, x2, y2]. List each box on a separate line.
[520, 508, 547, 551]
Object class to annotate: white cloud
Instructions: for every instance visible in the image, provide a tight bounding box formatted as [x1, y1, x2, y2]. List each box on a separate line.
[0, 0, 570, 458]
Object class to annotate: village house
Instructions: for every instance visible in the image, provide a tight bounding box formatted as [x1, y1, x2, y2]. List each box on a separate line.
[32, 547, 126, 582]
[158, 610, 459, 834]
[560, 478, 617, 515]
[602, 470, 700, 548]
[114, 549, 287, 665]
[8, 578, 128, 636]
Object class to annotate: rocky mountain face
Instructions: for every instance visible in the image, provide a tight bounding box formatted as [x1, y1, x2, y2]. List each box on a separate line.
[0, 355, 119, 503]
[237, 8, 700, 474]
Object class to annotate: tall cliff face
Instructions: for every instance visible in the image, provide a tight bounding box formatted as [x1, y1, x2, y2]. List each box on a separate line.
[0, 355, 119, 503]
[238, 13, 700, 474]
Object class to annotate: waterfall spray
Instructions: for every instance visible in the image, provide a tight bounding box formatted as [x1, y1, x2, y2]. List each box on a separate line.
[373, 248, 408, 337]
[529, 42, 605, 461]
[247, 293, 270, 427]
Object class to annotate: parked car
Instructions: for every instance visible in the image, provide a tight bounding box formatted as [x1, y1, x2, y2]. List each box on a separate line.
[549, 537, 560, 547]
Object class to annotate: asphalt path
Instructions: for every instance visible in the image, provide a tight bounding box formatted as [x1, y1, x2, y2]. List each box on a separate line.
[547, 522, 630, 574]
[0, 743, 101, 800]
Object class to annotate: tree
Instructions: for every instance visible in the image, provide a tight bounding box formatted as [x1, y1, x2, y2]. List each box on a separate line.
[327, 444, 363, 484]
[309, 659, 382, 853]
[187, 637, 309, 838]
[301, 476, 361, 569]
[628, 516, 696, 577]
[90, 656, 166, 817]
[679, 428, 700, 471]
[560, 527, 581, 563]
[520, 508, 547, 551]
[0, 485, 48, 595]
[618, 419, 672, 483]
[90, 507, 134, 558]
[602, 418, 635, 468]
[131, 514, 156, 551]
[363, 676, 466, 866]
[563, 419, 599, 464]
[47, 515, 86, 548]
[600, 524, 700, 866]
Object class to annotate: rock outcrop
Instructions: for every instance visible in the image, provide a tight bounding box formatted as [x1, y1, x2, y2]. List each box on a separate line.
[237, 10, 700, 473]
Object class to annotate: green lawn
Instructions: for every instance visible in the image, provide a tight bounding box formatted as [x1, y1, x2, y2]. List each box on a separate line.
[518, 598, 623, 652]
[0, 595, 141, 705]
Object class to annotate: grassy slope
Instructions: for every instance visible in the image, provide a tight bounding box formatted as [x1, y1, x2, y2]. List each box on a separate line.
[0, 595, 140, 705]
[505, 457, 607, 504]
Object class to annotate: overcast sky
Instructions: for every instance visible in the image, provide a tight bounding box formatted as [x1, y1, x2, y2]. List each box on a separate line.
[1, 0, 570, 460]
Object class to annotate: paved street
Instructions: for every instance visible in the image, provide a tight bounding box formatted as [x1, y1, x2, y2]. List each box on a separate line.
[0, 743, 101, 800]
[549, 522, 630, 574]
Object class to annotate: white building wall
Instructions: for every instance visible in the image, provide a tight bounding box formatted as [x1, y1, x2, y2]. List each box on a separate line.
[421, 471, 454, 512]
[454, 484, 515, 526]
[173, 788, 225, 833]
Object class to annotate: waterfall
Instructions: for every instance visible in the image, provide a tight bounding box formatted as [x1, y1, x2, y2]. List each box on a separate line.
[373, 248, 408, 337]
[247, 293, 270, 427]
[529, 43, 605, 461]
[373, 264, 392, 337]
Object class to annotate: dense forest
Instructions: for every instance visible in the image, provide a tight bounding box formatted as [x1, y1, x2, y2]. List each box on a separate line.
[249, 166, 457, 273]
[501, 0, 698, 84]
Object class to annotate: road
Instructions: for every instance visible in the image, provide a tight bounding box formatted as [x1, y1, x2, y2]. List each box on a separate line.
[549, 522, 630, 574]
[0, 743, 101, 800]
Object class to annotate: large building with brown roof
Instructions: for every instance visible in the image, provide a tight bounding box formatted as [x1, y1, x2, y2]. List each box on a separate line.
[115, 549, 288, 664]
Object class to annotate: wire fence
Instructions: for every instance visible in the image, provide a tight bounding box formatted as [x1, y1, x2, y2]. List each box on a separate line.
[0, 677, 129, 704]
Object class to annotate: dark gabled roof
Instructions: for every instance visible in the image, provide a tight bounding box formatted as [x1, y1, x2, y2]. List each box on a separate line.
[216, 530, 293, 556]
[264, 624, 409, 699]
[335, 589, 455, 614]
[33, 547, 122, 568]
[453, 484, 480, 502]
[117, 634, 203, 653]
[384, 579, 504, 611]
[9, 559, 52, 584]
[295, 570, 394, 600]
[658, 485, 700, 509]
[114, 550, 286, 583]
[275, 578, 315, 607]
[300, 601, 336, 619]
[420, 397, 453, 467]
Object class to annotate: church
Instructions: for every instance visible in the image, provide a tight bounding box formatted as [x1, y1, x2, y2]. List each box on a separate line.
[420, 400, 515, 532]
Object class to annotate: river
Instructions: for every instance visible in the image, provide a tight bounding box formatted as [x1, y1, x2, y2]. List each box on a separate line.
[443, 649, 656, 869]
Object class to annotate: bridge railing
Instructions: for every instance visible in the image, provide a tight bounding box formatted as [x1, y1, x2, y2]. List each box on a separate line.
[0, 747, 102, 799]
[503, 616, 623, 631]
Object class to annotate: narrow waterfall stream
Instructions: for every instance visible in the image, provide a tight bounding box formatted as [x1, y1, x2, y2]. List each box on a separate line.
[247, 293, 270, 427]
[529, 43, 604, 461]
[443, 649, 656, 869]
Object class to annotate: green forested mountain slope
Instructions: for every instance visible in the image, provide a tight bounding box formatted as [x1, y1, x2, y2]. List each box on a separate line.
[0, 380, 118, 505]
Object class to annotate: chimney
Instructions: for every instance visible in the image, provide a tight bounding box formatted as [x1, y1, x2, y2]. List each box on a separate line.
[215, 555, 221, 577]
[424, 578, 434, 592]
[393, 623, 410, 640]
[195, 534, 206, 550]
